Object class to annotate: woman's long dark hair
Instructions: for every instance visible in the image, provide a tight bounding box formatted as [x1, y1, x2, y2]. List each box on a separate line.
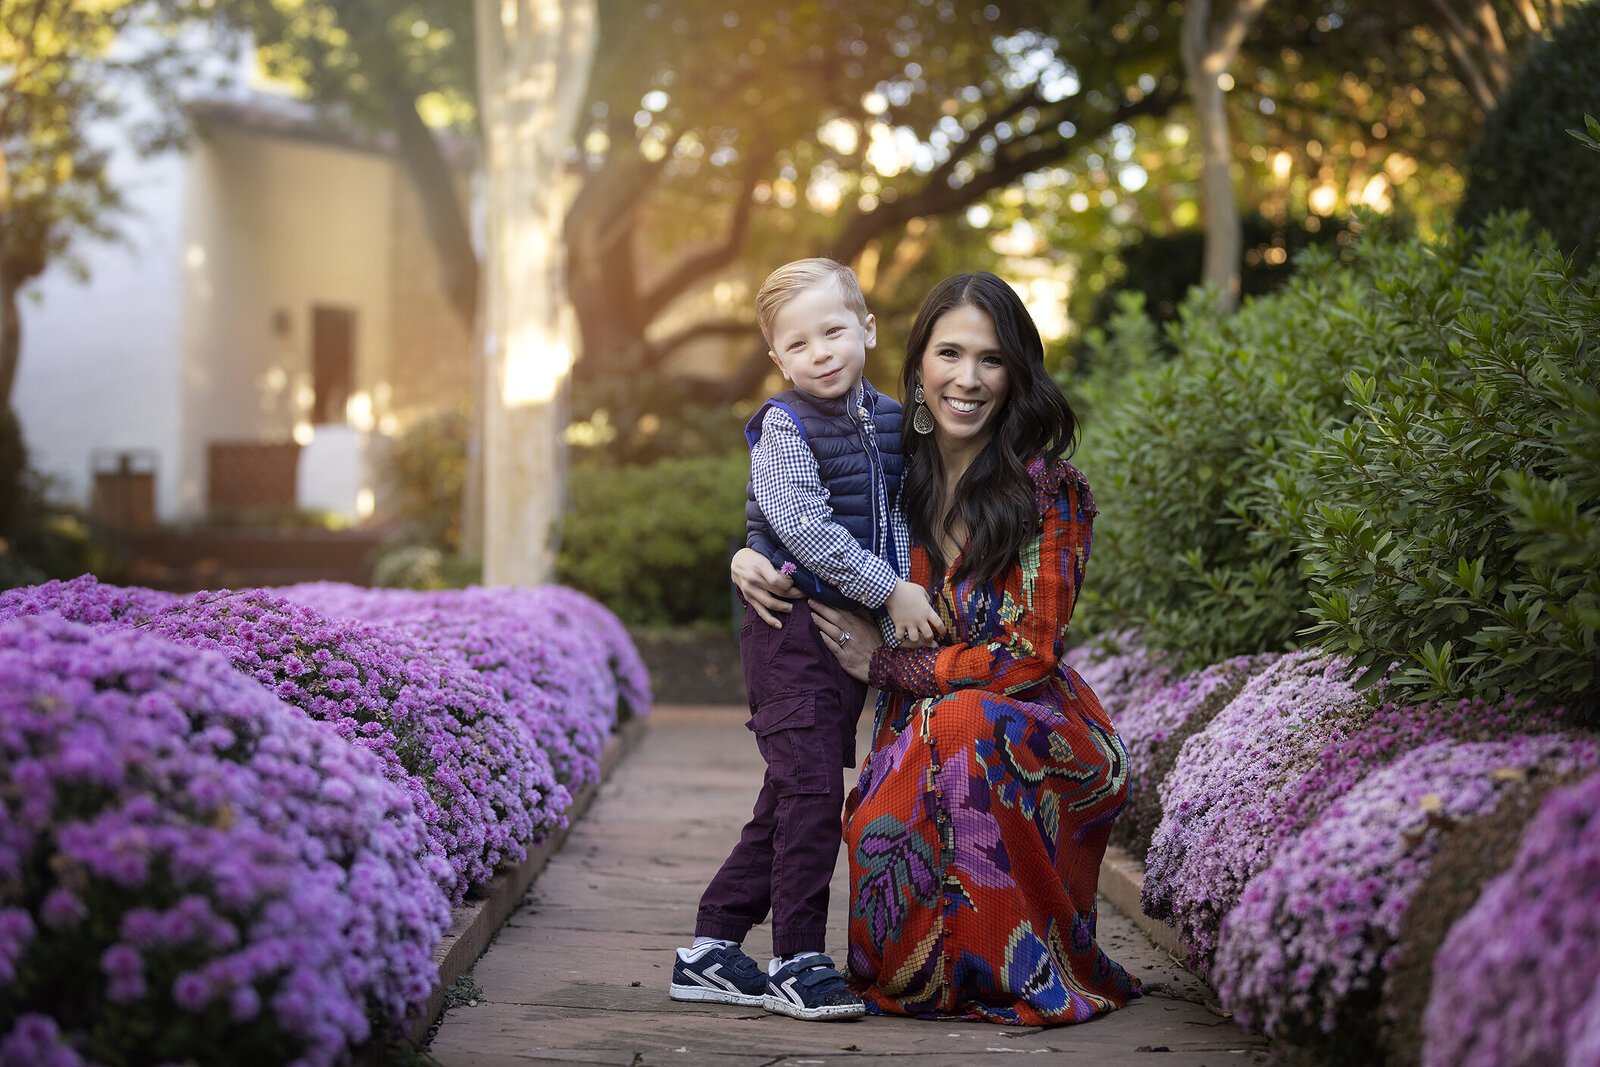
[900, 272, 1078, 585]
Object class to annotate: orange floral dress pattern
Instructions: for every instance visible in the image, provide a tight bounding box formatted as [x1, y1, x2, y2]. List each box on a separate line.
[844, 458, 1139, 1024]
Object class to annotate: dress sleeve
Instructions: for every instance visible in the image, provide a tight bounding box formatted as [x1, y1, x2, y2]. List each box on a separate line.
[867, 460, 1096, 699]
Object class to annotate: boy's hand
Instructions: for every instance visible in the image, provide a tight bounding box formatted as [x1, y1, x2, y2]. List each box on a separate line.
[732, 547, 801, 628]
[885, 580, 944, 648]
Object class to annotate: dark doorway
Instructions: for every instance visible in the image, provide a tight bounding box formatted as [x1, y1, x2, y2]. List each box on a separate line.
[311, 305, 356, 425]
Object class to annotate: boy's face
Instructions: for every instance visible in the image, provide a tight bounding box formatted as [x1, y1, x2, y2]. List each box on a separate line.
[766, 279, 875, 400]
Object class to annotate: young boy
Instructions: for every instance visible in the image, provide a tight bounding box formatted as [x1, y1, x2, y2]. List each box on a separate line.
[669, 258, 942, 1021]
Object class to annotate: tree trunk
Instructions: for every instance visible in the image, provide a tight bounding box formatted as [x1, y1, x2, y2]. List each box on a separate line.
[0, 268, 21, 408]
[1182, 0, 1270, 310]
[0, 145, 17, 407]
[1426, 0, 1504, 110]
[474, 0, 597, 585]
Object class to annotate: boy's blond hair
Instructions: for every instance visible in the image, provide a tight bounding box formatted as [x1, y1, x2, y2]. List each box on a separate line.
[755, 258, 870, 346]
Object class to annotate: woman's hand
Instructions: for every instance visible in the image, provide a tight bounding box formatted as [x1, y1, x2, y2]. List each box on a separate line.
[808, 600, 880, 683]
[731, 547, 801, 628]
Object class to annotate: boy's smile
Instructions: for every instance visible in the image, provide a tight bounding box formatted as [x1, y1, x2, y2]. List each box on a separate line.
[766, 278, 876, 400]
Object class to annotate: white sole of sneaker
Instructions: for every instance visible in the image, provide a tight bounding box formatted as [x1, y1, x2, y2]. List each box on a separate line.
[761, 993, 865, 1020]
[669, 982, 764, 1007]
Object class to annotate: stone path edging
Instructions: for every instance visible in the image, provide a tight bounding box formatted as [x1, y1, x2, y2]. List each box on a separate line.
[401, 713, 650, 1045]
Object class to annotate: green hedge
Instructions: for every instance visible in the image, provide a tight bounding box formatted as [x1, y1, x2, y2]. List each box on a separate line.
[556, 452, 749, 627]
[1073, 244, 1375, 666]
[1076, 215, 1600, 720]
[1285, 219, 1600, 713]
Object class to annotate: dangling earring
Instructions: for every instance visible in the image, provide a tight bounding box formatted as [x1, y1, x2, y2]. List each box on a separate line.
[912, 376, 934, 435]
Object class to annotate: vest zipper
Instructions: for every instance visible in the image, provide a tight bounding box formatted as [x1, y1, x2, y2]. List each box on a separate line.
[858, 389, 885, 560]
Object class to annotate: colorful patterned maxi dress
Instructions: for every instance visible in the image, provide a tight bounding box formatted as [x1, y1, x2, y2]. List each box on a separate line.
[843, 458, 1139, 1024]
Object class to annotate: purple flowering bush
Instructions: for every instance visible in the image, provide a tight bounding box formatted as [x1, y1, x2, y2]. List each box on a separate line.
[1421, 769, 1600, 1067]
[1141, 650, 1373, 972]
[0, 615, 450, 1066]
[1070, 629, 1600, 1056]
[1104, 652, 1279, 859]
[0, 573, 176, 626]
[139, 589, 567, 904]
[279, 585, 582, 784]
[1275, 694, 1569, 846]
[283, 583, 651, 790]
[1213, 735, 1599, 1043]
[1, 577, 650, 874]
[492, 584, 652, 776]
[1070, 631, 1173, 722]
[522, 583, 652, 723]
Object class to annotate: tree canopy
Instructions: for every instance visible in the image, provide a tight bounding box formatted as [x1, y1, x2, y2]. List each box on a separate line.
[7, 0, 1573, 460]
[565, 0, 1194, 458]
[0, 0, 193, 406]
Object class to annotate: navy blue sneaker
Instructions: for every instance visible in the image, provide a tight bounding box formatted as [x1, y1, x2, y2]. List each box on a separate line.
[763, 953, 864, 1021]
[668, 943, 766, 1006]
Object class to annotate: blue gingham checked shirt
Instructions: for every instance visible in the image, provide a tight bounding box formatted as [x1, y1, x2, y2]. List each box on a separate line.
[750, 383, 912, 647]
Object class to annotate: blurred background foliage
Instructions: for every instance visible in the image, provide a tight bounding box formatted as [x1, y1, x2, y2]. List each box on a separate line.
[556, 452, 749, 626]
[170, 0, 1572, 461]
[1456, 0, 1600, 268]
[6, 0, 1598, 717]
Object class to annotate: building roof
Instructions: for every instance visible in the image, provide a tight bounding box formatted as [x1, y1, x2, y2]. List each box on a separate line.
[189, 93, 476, 169]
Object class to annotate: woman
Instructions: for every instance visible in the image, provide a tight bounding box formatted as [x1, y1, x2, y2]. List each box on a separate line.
[733, 271, 1139, 1025]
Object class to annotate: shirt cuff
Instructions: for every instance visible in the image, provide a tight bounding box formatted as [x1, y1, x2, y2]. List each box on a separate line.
[844, 555, 901, 608]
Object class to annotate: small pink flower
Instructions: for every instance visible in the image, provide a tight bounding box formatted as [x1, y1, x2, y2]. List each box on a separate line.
[780, 562, 797, 576]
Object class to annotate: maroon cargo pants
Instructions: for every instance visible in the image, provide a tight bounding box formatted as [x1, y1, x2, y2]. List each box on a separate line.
[693, 600, 868, 956]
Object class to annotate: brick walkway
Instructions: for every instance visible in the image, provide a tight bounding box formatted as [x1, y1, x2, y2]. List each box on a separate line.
[427, 706, 1268, 1066]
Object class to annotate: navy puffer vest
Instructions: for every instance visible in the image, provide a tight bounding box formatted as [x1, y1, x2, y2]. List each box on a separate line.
[745, 381, 903, 609]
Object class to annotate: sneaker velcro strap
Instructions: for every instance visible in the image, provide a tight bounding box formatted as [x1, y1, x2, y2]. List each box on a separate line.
[787, 956, 846, 991]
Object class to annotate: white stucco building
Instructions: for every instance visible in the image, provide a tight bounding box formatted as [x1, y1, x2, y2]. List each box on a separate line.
[13, 88, 473, 527]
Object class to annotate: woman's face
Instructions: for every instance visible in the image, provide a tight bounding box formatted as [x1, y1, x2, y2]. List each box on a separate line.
[917, 303, 1010, 454]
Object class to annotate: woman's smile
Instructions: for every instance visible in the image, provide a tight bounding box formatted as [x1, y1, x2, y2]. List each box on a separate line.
[918, 303, 1010, 457]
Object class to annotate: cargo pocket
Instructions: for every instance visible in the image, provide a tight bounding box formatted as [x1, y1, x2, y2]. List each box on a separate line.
[747, 691, 828, 797]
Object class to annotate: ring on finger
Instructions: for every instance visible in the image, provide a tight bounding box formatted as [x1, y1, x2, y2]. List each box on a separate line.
[840, 631, 852, 644]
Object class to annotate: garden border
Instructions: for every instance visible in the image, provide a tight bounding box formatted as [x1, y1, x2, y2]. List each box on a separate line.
[400, 712, 650, 1045]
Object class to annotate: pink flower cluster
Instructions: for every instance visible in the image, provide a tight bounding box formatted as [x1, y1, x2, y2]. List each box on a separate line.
[1104, 651, 1279, 856]
[1422, 768, 1600, 1066]
[1212, 735, 1598, 1037]
[1076, 632, 1598, 1054]
[1069, 631, 1173, 721]
[0, 573, 177, 624]
[0, 615, 451, 1066]
[1275, 694, 1568, 843]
